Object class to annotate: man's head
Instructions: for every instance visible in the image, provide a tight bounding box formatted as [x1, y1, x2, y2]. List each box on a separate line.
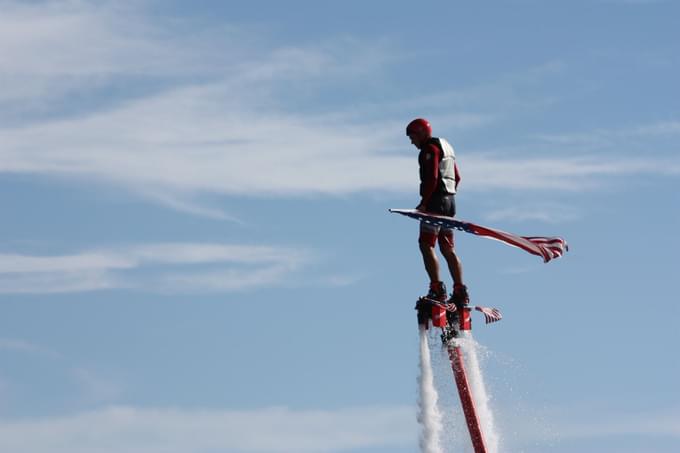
[406, 118, 432, 149]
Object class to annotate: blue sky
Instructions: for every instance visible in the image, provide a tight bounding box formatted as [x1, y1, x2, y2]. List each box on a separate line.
[1, 0, 678, 451]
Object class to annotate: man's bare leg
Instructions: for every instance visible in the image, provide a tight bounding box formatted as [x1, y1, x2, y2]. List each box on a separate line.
[419, 240, 440, 284]
[441, 247, 463, 287]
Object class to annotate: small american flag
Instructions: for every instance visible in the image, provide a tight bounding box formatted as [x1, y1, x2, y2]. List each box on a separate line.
[475, 306, 503, 324]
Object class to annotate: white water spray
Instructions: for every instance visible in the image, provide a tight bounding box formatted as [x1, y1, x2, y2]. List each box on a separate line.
[417, 327, 443, 453]
[458, 331, 500, 453]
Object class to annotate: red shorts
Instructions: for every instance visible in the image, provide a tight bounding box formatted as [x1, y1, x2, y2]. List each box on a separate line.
[419, 221, 455, 250]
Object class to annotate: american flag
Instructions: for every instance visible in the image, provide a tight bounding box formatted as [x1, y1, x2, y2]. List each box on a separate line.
[475, 306, 503, 324]
[389, 209, 568, 263]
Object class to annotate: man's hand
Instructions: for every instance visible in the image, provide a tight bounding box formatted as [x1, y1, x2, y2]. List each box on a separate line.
[416, 202, 427, 212]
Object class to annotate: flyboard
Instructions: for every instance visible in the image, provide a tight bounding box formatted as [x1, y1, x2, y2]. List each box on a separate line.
[416, 296, 500, 453]
[391, 208, 568, 453]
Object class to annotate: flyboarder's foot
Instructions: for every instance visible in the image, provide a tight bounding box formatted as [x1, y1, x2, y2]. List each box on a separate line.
[449, 284, 470, 308]
[424, 281, 447, 302]
[445, 284, 469, 330]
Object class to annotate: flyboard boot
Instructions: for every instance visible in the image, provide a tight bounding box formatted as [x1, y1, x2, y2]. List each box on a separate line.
[415, 281, 448, 327]
[442, 284, 470, 342]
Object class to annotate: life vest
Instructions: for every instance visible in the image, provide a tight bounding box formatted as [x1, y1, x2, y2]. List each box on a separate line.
[430, 137, 457, 195]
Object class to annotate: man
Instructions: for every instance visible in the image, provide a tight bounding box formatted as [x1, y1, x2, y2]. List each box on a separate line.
[406, 118, 469, 307]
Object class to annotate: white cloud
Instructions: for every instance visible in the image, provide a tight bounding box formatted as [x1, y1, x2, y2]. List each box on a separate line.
[0, 253, 135, 273]
[3, 82, 678, 203]
[71, 368, 123, 404]
[1, 402, 677, 453]
[0, 338, 124, 406]
[0, 269, 118, 294]
[0, 0, 415, 205]
[461, 154, 680, 192]
[0, 0, 243, 105]
[556, 410, 680, 439]
[499, 404, 680, 446]
[135, 189, 243, 222]
[0, 243, 312, 294]
[0, 85, 413, 196]
[1, 0, 678, 217]
[483, 203, 580, 224]
[532, 120, 680, 149]
[0, 0, 393, 111]
[0, 338, 62, 359]
[0, 405, 416, 453]
[632, 120, 680, 137]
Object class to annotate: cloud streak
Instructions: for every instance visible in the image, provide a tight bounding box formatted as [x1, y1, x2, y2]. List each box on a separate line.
[482, 202, 580, 224]
[3, 83, 678, 202]
[531, 120, 680, 152]
[0, 243, 311, 294]
[0, 405, 416, 453]
[462, 153, 680, 191]
[0, 338, 62, 359]
[0, 402, 677, 453]
[499, 403, 680, 446]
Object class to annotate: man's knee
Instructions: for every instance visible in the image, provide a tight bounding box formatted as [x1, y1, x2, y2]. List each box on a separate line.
[440, 244, 454, 256]
[419, 231, 437, 249]
[438, 231, 455, 252]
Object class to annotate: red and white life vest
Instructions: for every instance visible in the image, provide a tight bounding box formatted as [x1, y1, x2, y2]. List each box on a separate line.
[431, 137, 457, 194]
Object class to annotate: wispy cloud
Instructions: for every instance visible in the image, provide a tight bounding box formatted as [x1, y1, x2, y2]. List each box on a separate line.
[0, 243, 312, 294]
[1, 402, 677, 453]
[462, 153, 680, 191]
[553, 409, 680, 440]
[0, 85, 414, 196]
[0, 338, 62, 359]
[499, 403, 680, 447]
[3, 84, 678, 203]
[1, 0, 678, 217]
[483, 202, 580, 224]
[423, 60, 567, 116]
[632, 120, 680, 137]
[135, 189, 243, 222]
[0, 0, 242, 107]
[71, 368, 123, 405]
[0, 1, 415, 206]
[0, 405, 415, 453]
[532, 120, 680, 150]
[0, 338, 125, 406]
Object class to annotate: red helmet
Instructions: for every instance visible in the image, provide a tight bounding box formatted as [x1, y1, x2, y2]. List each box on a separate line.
[406, 118, 432, 139]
